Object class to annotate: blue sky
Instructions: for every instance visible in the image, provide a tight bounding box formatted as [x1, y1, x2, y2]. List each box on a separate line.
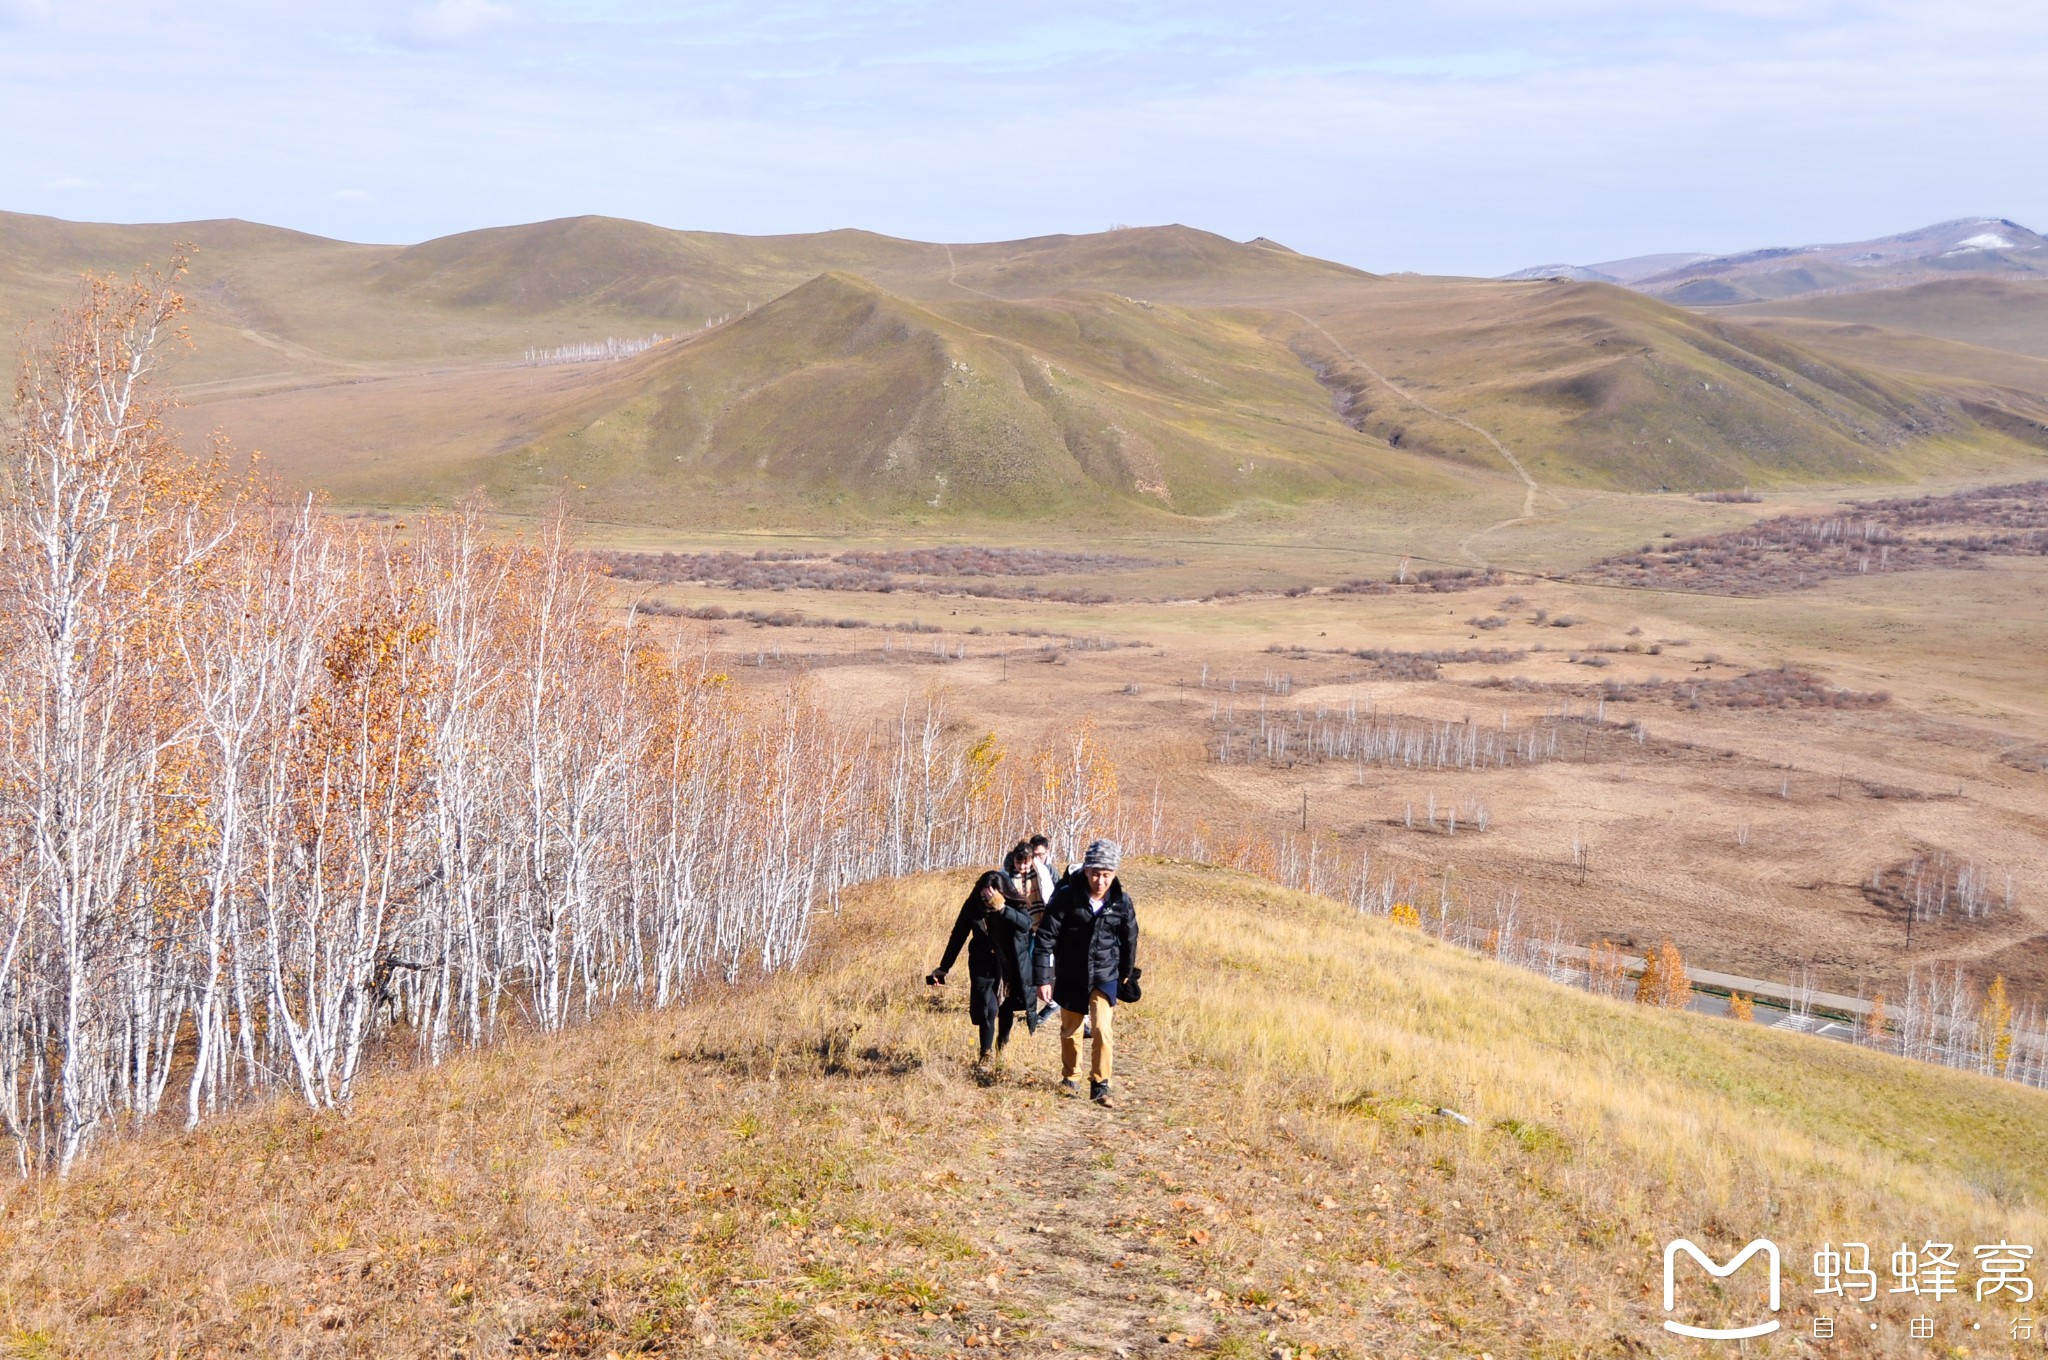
[2, 1, 2044, 274]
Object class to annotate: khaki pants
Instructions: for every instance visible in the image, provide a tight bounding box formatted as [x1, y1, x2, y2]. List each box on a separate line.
[1059, 990, 1114, 1085]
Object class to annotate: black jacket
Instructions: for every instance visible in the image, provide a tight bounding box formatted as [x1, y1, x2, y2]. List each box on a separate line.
[1033, 874, 1138, 1013]
[935, 872, 1034, 1022]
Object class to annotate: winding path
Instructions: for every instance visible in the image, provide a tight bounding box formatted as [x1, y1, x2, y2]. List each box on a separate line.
[943, 243, 1005, 302]
[1284, 309, 1549, 565]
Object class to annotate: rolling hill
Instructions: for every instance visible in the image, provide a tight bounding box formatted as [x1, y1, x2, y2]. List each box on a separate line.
[1281, 275, 2048, 491]
[489, 271, 1448, 524]
[8, 864, 2043, 1354]
[8, 209, 2048, 524]
[1723, 275, 2048, 359]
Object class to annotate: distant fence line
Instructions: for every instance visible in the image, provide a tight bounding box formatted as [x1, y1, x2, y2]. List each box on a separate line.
[522, 334, 675, 365]
[520, 309, 754, 366]
[1210, 695, 1630, 772]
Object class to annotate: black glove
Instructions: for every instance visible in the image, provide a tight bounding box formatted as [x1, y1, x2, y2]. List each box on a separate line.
[1121, 967, 1142, 1003]
[925, 969, 947, 986]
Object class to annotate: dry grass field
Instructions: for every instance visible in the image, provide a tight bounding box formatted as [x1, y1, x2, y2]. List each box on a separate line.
[12, 210, 2048, 1357]
[7, 865, 2042, 1357]
[591, 472, 2048, 1012]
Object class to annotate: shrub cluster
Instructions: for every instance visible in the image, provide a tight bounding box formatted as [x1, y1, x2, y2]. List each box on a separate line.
[1342, 646, 1527, 680]
[1579, 480, 2048, 594]
[1597, 666, 1889, 710]
[1331, 567, 1504, 595]
[836, 546, 1154, 576]
[593, 546, 1153, 604]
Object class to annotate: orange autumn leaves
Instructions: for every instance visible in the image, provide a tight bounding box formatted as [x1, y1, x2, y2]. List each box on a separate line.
[0, 262, 1140, 1171]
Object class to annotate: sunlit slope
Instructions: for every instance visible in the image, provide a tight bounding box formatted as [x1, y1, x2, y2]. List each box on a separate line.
[1724, 277, 2048, 360]
[8, 863, 2041, 1354]
[363, 216, 938, 319]
[0, 211, 377, 384]
[13, 209, 2048, 520]
[414, 272, 1457, 524]
[1290, 276, 2048, 489]
[0, 212, 930, 379]
[1, 213, 1358, 377]
[1733, 315, 2048, 397]
[903, 224, 1379, 303]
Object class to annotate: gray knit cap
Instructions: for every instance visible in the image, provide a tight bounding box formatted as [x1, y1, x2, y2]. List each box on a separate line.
[1081, 838, 1121, 871]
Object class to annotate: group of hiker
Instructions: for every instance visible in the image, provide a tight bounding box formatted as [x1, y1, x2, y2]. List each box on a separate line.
[925, 835, 1140, 1107]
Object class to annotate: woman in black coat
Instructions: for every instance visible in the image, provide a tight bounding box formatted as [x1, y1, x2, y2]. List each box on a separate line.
[926, 848, 1039, 1064]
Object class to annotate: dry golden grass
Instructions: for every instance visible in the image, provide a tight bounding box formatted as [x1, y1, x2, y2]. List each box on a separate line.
[7, 862, 2043, 1357]
[676, 536, 2048, 1007]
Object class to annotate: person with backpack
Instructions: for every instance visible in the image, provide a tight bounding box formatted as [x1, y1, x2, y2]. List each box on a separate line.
[926, 844, 1042, 1069]
[1032, 839, 1140, 1107]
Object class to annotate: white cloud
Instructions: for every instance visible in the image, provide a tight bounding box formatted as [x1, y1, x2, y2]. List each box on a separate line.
[43, 175, 95, 190]
[330, 187, 376, 203]
[405, 0, 514, 45]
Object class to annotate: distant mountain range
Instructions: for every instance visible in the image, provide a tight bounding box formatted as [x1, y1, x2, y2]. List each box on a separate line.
[5, 209, 2047, 527]
[1505, 218, 2048, 304]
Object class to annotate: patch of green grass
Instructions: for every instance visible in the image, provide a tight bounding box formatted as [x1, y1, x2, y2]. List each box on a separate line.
[798, 1261, 852, 1291]
[1491, 1116, 1569, 1155]
[2, 1331, 60, 1360]
[736, 1293, 803, 1341]
[896, 1225, 978, 1261]
[881, 1274, 946, 1312]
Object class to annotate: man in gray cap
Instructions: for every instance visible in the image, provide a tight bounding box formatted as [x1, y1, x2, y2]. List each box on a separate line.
[1032, 838, 1140, 1106]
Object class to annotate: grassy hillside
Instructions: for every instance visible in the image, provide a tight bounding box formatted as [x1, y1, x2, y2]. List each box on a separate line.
[0, 211, 378, 385]
[364, 218, 932, 319]
[1733, 316, 2048, 396]
[10, 209, 2048, 525]
[8, 863, 2039, 1355]
[422, 273, 1461, 526]
[196, 264, 2048, 522]
[916, 225, 1378, 304]
[1288, 277, 2048, 491]
[1725, 277, 2048, 360]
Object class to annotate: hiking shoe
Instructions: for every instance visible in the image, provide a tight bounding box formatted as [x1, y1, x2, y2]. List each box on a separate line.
[1059, 1078, 1080, 1097]
[1031, 1002, 1059, 1030]
[1090, 1081, 1113, 1107]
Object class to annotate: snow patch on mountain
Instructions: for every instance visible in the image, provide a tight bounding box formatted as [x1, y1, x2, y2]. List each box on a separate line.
[1946, 232, 2017, 254]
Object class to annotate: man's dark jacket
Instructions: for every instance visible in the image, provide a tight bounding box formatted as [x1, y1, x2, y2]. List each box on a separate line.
[1033, 874, 1138, 1014]
[935, 872, 1034, 1024]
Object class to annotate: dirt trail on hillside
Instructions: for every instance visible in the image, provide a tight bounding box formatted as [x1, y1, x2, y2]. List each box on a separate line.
[973, 1047, 1220, 1356]
[883, 1032, 1375, 1360]
[1284, 309, 1550, 566]
[945, 244, 1007, 303]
